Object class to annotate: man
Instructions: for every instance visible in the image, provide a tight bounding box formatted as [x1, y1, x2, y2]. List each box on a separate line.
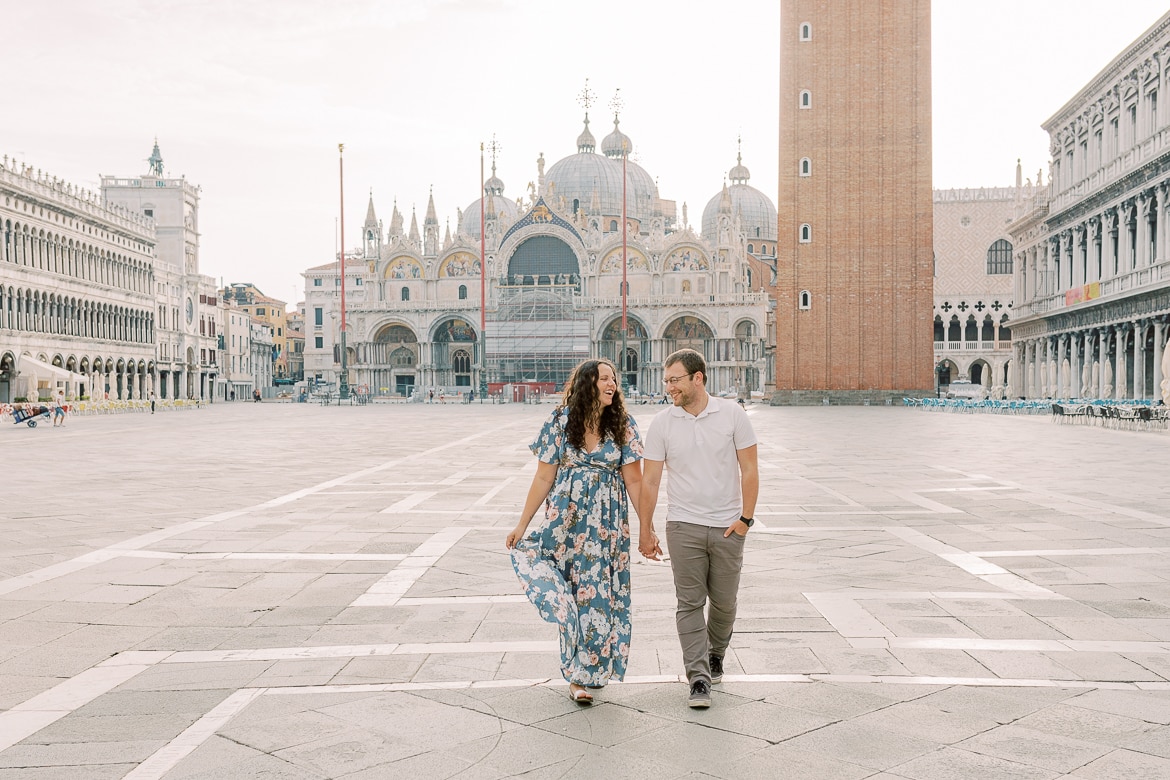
[638, 348, 758, 709]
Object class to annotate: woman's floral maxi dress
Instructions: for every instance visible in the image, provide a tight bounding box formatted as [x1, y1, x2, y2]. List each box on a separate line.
[511, 408, 643, 686]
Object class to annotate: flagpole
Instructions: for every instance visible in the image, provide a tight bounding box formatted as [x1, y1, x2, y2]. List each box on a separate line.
[479, 142, 488, 403]
[621, 138, 628, 393]
[338, 143, 349, 401]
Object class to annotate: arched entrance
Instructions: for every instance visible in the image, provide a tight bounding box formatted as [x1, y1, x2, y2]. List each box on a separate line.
[432, 318, 478, 389]
[601, 317, 648, 392]
[369, 323, 418, 397]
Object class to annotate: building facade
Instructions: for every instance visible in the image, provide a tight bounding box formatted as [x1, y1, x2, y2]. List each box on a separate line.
[774, 0, 934, 401]
[1, 157, 157, 403]
[1009, 11, 1170, 402]
[222, 283, 289, 379]
[101, 143, 219, 400]
[304, 114, 769, 399]
[933, 186, 1017, 397]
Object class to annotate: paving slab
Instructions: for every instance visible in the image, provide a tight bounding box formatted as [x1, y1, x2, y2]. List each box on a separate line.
[1, 403, 1169, 777]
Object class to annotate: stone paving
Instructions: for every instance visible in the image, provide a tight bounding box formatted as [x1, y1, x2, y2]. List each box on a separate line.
[0, 400, 1168, 779]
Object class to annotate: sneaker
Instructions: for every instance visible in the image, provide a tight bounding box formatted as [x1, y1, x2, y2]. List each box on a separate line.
[709, 654, 724, 684]
[687, 679, 712, 708]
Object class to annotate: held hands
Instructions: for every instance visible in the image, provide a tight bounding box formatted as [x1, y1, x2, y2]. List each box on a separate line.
[639, 529, 663, 560]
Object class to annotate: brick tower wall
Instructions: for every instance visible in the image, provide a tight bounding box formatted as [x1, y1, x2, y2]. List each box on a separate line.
[774, 0, 935, 399]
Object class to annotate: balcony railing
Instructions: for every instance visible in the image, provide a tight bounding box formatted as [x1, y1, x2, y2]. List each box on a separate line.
[1015, 258, 1170, 318]
[934, 341, 1011, 352]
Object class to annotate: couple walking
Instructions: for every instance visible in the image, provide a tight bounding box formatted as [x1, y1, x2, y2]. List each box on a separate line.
[505, 348, 759, 707]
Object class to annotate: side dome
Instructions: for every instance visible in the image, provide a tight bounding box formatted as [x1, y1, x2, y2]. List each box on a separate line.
[702, 150, 776, 244]
[461, 195, 520, 239]
[701, 184, 778, 244]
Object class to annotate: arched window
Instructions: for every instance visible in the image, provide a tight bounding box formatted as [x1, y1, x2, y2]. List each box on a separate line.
[800, 22, 812, 41]
[934, 315, 944, 342]
[799, 90, 811, 109]
[747, 243, 755, 253]
[452, 349, 471, 374]
[799, 290, 811, 310]
[799, 223, 811, 243]
[981, 316, 995, 342]
[609, 220, 618, 232]
[986, 239, 1013, 274]
[458, 284, 467, 300]
[999, 314, 1012, 342]
[401, 286, 410, 301]
[800, 157, 811, 176]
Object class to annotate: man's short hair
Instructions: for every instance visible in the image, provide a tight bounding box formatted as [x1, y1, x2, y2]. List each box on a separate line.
[664, 348, 706, 384]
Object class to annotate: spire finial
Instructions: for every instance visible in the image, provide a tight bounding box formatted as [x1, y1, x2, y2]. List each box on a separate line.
[487, 134, 501, 176]
[609, 88, 623, 124]
[577, 78, 596, 119]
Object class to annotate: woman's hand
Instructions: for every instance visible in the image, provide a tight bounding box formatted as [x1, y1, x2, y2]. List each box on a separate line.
[505, 524, 527, 549]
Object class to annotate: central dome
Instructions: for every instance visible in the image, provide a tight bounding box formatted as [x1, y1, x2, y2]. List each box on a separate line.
[545, 115, 658, 223]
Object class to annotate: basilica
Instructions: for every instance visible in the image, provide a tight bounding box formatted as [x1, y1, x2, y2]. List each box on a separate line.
[302, 113, 775, 399]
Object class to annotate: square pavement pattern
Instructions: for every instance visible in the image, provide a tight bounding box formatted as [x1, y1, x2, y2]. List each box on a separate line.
[1, 401, 1168, 779]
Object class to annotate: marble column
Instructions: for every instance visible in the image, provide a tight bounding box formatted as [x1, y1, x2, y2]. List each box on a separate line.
[1115, 326, 1128, 400]
[1099, 328, 1110, 399]
[1135, 320, 1147, 399]
[1070, 332, 1082, 399]
[1137, 192, 1152, 268]
[1154, 318, 1166, 402]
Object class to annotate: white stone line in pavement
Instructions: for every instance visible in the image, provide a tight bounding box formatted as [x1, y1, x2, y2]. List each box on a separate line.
[163, 640, 556, 665]
[438, 471, 471, 485]
[0, 426, 515, 596]
[916, 486, 1018, 493]
[117, 550, 408, 562]
[473, 475, 518, 506]
[848, 636, 1170, 653]
[351, 527, 471, 606]
[111, 668, 1164, 778]
[397, 595, 529, 605]
[380, 491, 437, 514]
[123, 688, 266, 780]
[890, 490, 964, 514]
[972, 547, 1169, 557]
[805, 593, 893, 638]
[884, 526, 1059, 597]
[0, 653, 168, 752]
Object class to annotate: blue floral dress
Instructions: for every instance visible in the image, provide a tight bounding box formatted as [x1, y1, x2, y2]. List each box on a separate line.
[511, 407, 643, 686]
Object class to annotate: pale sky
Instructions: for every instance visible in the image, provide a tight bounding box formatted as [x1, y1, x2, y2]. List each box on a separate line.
[3, 1, 1167, 306]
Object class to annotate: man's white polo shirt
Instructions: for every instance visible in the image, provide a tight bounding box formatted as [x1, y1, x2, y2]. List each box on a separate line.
[643, 395, 757, 528]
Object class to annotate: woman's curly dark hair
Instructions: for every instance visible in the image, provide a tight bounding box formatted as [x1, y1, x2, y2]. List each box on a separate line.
[560, 359, 628, 451]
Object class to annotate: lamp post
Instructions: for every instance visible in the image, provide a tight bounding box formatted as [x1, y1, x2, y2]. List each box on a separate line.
[338, 143, 350, 402]
[935, 360, 946, 398]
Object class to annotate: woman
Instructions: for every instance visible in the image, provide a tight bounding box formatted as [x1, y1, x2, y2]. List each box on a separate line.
[506, 359, 643, 704]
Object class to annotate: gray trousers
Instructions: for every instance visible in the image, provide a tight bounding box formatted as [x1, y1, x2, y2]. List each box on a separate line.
[665, 520, 745, 684]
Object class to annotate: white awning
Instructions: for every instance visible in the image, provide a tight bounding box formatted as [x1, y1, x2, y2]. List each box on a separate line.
[16, 354, 78, 381]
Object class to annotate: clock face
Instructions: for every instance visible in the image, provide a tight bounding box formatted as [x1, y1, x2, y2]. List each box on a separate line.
[186, 298, 194, 324]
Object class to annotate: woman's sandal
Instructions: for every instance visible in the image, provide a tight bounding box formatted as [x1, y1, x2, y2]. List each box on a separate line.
[569, 685, 593, 704]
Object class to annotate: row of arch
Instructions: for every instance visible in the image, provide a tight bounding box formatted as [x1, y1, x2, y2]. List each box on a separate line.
[363, 311, 758, 347]
[2, 219, 154, 293]
[0, 285, 154, 344]
[934, 313, 1013, 343]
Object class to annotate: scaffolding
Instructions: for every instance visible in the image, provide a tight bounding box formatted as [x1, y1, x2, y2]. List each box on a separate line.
[486, 281, 591, 386]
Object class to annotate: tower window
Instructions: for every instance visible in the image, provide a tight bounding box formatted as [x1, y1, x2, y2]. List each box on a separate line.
[799, 90, 811, 109]
[799, 290, 811, 310]
[800, 157, 811, 176]
[799, 223, 811, 243]
[799, 22, 812, 41]
[401, 286, 410, 301]
[747, 243, 754, 253]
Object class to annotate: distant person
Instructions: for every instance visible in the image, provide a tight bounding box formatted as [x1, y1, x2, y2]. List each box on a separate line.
[506, 359, 644, 704]
[150, 390, 157, 414]
[638, 348, 758, 709]
[52, 390, 67, 427]
[253, 388, 261, 403]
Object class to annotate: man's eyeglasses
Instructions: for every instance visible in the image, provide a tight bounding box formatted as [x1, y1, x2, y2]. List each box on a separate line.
[663, 372, 695, 386]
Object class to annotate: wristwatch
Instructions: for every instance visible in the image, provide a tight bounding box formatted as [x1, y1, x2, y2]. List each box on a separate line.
[739, 516, 755, 528]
